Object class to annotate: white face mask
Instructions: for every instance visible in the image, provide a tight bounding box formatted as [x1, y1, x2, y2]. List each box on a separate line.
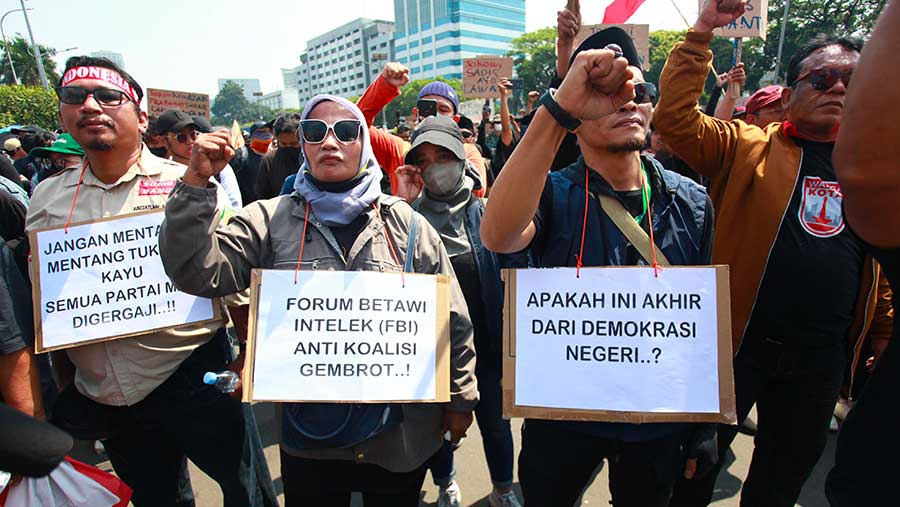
[422, 160, 464, 196]
[493, 123, 503, 132]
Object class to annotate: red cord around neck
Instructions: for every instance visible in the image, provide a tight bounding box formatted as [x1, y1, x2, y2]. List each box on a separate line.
[293, 202, 311, 284]
[373, 203, 406, 288]
[63, 163, 90, 233]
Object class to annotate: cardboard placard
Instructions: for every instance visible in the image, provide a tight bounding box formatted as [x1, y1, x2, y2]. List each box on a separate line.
[458, 99, 488, 122]
[29, 210, 221, 352]
[704, 0, 769, 40]
[462, 57, 514, 99]
[575, 24, 650, 69]
[502, 266, 736, 424]
[147, 88, 211, 120]
[243, 269, 451, 403]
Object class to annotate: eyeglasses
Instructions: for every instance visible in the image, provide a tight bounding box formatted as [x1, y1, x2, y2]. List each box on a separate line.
[300, 119, 361, 144]
[791, 68, 851, 91]
[57, 86, 132, 106]
[170, 131, 199, 144]
[634, 82, 658, 105]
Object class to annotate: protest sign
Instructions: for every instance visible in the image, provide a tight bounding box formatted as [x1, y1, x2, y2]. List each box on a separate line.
[704, 0, 769, 40]
[244, 269, 451, 403]
[147, 88, 211, 119]
[462, 57, 513, 99]
[502, 266, 736, 424]
[29, 210, 220, 352]
[458, 99, 489, 121]
[575, 24, 650, 69]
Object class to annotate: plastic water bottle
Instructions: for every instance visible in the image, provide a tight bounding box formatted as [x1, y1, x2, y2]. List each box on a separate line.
[203, 370, 240, 393]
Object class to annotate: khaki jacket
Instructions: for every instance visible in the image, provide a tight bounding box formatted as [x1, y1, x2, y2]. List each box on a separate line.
[26, 147, 227, 406]
[160, 181, 478, 472]
[655, 31, 889, 384]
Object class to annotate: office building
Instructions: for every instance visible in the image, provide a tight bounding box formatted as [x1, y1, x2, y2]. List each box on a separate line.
[284, 18, 395, 104]
[393, 0, 526, 81]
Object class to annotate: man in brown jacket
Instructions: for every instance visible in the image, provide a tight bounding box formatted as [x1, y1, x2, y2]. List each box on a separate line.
[655, 2, 890, 506]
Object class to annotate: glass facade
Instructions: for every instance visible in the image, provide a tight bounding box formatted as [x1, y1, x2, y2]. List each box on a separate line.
[394, 0, 525, 81]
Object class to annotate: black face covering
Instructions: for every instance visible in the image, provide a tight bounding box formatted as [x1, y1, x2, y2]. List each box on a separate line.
[148, 146, 169, 158]
[279, 147, 301, 164]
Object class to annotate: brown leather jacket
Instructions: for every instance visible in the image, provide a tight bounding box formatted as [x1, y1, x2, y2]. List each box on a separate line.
[655, 31, 891, 389]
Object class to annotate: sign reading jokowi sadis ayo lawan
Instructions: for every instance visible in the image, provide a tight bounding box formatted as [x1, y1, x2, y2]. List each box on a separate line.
[503, 266, 736, 424]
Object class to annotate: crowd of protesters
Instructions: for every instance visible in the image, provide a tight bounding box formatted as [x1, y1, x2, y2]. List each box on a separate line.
[1, 0, 898, 506]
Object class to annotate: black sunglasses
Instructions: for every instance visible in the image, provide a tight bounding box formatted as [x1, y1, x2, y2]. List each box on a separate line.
[171, 131, 199, 144]
[634, 82, 658, 105]
[791, 68, 851, 91]
[58, 86, 132, 106]
[300, 119, 361, 144]
[460, 129, 473, 139]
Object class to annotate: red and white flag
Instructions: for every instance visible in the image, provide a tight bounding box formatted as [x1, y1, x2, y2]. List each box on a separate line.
[602, 0, 648, 23]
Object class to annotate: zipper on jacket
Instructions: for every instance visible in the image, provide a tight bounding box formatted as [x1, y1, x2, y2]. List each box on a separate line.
[848, 260, 878, 397]
[737, 149, 804, 354]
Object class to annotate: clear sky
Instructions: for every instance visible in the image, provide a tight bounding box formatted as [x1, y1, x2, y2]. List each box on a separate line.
[1, 0, 696, 101]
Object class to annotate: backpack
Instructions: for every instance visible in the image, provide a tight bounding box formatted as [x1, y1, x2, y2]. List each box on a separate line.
[281, 213, 420, 450]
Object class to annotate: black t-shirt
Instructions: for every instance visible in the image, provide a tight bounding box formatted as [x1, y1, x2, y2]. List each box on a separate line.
[0, 188, 26, 243]
[747, 139, 866, 345]
[235, 148, 264, 205]
[329, 213, 369, 259]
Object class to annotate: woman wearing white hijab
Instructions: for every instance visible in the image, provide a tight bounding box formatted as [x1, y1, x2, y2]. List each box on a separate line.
[160, 95, 478, 506]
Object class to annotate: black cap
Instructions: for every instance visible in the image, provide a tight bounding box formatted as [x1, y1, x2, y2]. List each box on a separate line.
[191, 115, 213, 133]
[457, 115, 474, 132]
[156, 109, 196, 134]
[570, 27, 642, 69]
[248, 121, 269, 136]
[405, 116, 467, 165]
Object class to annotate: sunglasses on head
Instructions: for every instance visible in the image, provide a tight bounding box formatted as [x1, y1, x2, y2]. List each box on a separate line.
[792, 68, 851, 91]
[300, 119, 361, 144]
[171, 131, 199, 144]
[634, 82, 658, 105]
[57, 86, 132, 106]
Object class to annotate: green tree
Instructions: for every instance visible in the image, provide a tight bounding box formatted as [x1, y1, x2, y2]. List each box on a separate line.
[0, 85, 59, 130]
[211, 80, 250, 125]
[0, 35, 60, 86]
[381, 77, 463, 128]
[506, 27, 558, 95]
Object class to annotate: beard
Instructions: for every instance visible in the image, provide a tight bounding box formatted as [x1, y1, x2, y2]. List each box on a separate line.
[87, 139, 114, 151]
[606, 136, 646, 154]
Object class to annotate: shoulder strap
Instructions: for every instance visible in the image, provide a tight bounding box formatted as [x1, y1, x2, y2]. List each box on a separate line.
[596, 193, 671, 266]
[404, 213, 419, 273]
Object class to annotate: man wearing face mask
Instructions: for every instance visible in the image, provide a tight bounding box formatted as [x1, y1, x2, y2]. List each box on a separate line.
[231, 121, 273, 205]
[255, 113, 303, 200]
[396, 116, 522, 507]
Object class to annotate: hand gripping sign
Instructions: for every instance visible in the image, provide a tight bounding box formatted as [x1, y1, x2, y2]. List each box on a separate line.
[29, 210, 220, 352]
[502, 266, 736, 424]
[243, 269, 451, 403]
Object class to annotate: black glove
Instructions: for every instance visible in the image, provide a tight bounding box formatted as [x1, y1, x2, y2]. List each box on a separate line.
[683, 423, 719, 480]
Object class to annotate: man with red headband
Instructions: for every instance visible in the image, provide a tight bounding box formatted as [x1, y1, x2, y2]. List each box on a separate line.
[655, 2, 891, 506]
[25, 56, 277, 507]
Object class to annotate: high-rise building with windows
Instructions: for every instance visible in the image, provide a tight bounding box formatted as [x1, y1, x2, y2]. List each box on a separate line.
[393, 0, 525, 81]
[284, 18, 395, 105]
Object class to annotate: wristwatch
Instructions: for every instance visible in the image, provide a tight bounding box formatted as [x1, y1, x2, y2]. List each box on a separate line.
[539, 88, 582, 132]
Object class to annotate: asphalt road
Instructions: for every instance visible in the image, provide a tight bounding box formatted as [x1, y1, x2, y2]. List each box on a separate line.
[72, 405, 835, 506]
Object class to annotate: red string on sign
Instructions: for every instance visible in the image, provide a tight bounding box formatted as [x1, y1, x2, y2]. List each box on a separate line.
[642, 169, 662, 278]
[373, 203, 406, 288]
[575, 168, 590, 278]
[63, 162, 90, 233]
[293, 202, 311, 284]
